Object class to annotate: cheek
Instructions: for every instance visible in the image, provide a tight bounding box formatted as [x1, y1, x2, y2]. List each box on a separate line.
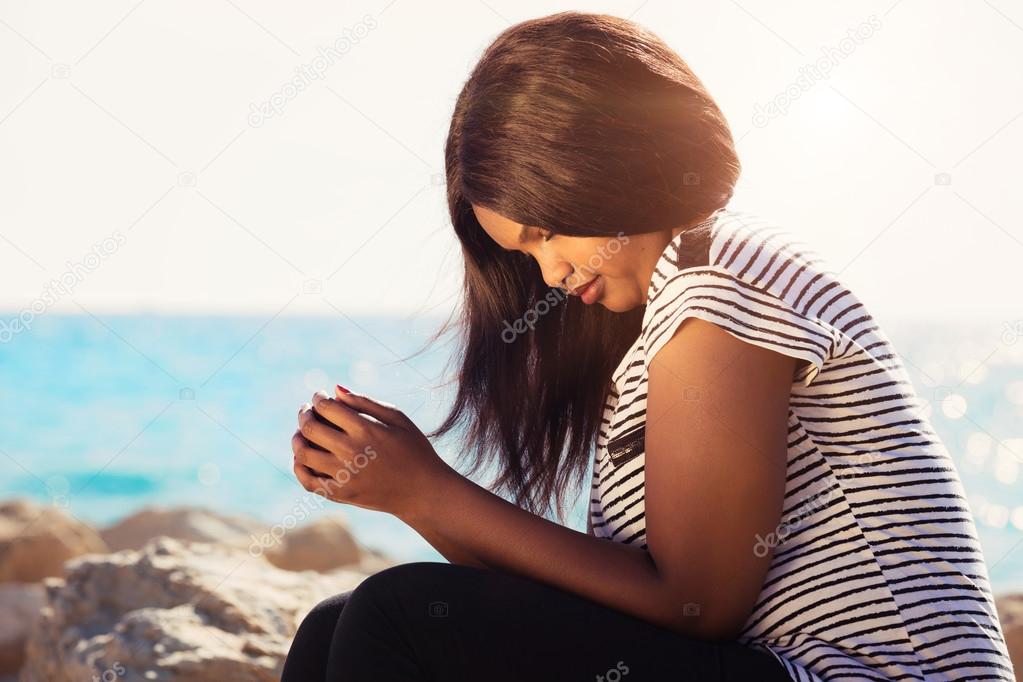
[588, 251, 630, 277]
[571, 244, 615, 273]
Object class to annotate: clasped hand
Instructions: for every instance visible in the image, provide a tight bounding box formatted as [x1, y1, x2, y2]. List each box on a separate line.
[291, 386, 452, 518]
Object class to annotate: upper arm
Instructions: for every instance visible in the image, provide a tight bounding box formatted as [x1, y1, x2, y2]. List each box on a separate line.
[643, 316, 795, 639]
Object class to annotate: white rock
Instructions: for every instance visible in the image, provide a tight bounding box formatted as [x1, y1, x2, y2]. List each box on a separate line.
[0, 499, 107, 583]
[261, 515, 368, 572]
[19, 537, 369, 682]
[0, 583, 44, 675]
[100, 506, 266, 552]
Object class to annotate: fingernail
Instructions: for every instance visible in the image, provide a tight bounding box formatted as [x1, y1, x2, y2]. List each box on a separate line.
[336, 384, 351, 395]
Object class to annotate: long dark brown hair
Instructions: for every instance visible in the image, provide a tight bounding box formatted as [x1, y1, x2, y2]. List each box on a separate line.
[416, 11, 740, 524]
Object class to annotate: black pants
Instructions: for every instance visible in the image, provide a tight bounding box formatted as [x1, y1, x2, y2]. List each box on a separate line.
[281, 561, 792, 681]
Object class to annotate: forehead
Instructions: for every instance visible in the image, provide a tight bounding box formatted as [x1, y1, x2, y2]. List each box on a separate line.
[471, 204, 524, 247]
[472, 204, 514, 231]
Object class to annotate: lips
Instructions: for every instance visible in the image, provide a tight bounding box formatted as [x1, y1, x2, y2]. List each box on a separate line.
[569, 278, 598, 296]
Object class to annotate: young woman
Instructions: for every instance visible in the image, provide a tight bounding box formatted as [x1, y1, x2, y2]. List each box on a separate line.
[282, 11, 1015, 682]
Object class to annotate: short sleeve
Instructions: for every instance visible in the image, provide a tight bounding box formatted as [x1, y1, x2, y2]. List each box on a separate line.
[641, 267, 837, 388]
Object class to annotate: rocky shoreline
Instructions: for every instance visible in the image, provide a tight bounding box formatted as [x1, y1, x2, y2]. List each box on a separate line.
[1, 497, 1021, 680]
[0, 498, 394, 681]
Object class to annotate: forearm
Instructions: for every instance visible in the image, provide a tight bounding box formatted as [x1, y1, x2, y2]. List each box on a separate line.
[396, 470, 709, 636]
[411, 523, 491, 569]
[413, 489, 590, 571]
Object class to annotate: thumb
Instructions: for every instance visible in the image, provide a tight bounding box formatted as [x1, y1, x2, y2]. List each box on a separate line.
[335, 385, 411, 428]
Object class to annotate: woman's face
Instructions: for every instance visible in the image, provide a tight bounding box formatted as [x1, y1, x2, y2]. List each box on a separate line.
[471, 203, 682, 312]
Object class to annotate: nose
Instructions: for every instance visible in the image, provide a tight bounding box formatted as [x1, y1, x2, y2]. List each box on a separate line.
[536, 257, 575, 293]
[549, 266, 592, 293]
[528, 243, 583, 293]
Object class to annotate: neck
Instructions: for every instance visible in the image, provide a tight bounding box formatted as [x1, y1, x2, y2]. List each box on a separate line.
[671, 210, 716, 240]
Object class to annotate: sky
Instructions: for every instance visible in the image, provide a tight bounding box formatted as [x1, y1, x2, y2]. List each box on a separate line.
[1, 0, 1022, 324]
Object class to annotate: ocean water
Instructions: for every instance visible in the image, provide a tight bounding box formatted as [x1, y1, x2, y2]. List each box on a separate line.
[1, 313, 1021, 594]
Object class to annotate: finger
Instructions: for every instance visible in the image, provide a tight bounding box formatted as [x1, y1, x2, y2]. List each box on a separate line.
[333, 386, 388, 423]
[291, 433, 329, 478]
[310, 392, 379, 438]
[292, 430, 340, 478]
[311, 391, 360, 431]
[333, 387, 412, 429]
[298, 403, 354, 453]
[293, 459, 329, 497]
[292, 421, 331, 453]
[296, 457, 351, 501]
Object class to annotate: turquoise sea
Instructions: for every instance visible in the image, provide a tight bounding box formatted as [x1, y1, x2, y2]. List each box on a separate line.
[1, 313, 1021, 593]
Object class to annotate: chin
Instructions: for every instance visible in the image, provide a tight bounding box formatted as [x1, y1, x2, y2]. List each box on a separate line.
[598, 294, 629, 313]
[603, 292, 644, 313]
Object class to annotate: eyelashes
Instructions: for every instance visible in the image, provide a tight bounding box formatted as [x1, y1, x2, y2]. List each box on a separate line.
[540, 229, 555, 242]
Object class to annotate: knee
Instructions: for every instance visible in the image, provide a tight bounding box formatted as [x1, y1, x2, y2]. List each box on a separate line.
[346, 561, 466, 608]
[351, 561, 448, 592]
[296, 589, 353, 634]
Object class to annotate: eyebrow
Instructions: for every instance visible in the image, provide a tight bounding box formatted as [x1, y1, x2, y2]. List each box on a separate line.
[516, 225, 531, 245]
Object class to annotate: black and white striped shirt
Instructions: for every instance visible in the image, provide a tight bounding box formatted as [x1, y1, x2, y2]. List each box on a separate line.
[588, 207, 1015, 681]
